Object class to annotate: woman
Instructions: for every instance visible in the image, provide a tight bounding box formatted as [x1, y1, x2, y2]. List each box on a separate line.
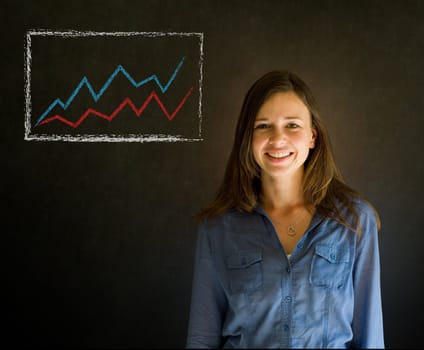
[186, 71, 384, 348]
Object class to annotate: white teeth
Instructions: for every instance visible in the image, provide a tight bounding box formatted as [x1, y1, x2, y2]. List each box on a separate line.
[268, 152, 291, 158]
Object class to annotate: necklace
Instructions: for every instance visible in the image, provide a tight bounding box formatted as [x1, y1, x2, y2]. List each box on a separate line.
[265, 203, 314, 239]
[287, 224, 297, 236]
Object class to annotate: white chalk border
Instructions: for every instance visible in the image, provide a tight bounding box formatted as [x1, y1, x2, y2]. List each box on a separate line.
[24, 30, 204, 143]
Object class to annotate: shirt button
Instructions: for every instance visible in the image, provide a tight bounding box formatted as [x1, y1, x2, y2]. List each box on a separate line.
[286, 267, 291, 273]
[283, 324, 290, 332]
[284, 296, 292, 303]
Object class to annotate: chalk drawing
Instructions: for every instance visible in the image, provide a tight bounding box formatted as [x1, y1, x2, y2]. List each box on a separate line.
[37, 88, 194, 128]
[25, 30, 204, 142]
[34, 58, 187, 127]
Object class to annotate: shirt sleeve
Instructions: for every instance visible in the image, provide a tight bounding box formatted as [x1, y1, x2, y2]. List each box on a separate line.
[351, 203, 385, 348]
[186, 222, 227, 349]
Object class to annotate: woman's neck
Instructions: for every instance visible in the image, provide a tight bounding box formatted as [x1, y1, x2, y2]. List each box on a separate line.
[260, 170, 306, 213]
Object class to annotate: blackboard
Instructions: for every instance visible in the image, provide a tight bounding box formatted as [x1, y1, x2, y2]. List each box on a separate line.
[4, 0, 424, 347]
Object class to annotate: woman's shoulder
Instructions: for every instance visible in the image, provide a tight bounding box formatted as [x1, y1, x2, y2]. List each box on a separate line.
[340, 194, 381, 234]
[350, 195, 376, 216]
[200, 207, 252, 223]
[197, 208, 258, 234]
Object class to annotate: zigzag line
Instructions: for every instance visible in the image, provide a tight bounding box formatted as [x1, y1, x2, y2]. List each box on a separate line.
[35, 57, 186, 126]
[36, 87, 194, 129]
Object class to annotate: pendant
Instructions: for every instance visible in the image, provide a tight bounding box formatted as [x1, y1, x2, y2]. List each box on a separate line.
[287, 225, 296, 236]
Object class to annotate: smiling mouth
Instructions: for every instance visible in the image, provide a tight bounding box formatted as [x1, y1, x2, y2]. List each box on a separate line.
[266, 151, 293, 159]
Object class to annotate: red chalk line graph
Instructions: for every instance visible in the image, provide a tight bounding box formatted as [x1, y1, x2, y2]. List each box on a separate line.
[37, 87, 194, 128]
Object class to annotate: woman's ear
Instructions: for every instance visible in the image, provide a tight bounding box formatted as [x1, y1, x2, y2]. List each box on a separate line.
[310, 128, 317, 149]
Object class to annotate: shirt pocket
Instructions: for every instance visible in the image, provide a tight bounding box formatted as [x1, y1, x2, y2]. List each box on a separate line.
[309, 244, 351, 289]
[226, 251, 263, 294]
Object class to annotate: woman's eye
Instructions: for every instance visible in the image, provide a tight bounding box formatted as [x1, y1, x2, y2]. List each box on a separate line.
[287, 123, 299, 129]
[255, 124, 270, 129]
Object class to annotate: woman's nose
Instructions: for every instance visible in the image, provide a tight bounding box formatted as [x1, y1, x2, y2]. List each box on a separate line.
[269, 129, 287, 145]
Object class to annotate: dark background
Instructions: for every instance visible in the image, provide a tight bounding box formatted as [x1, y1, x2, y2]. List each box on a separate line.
[3, 0, 424, 348]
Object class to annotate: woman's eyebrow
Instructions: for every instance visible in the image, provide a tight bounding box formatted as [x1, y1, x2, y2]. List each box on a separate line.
[255, 116, 302, 121]
[284, 116, 302, 120]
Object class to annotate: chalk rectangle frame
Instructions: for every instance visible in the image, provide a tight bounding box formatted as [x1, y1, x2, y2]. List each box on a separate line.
[24, 30, 204, 143]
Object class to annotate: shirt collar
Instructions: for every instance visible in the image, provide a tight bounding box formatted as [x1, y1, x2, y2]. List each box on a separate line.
[253, 204, 324, 234]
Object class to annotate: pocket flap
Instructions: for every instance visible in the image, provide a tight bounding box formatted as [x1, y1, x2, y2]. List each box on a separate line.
[226, 251, 262, 269]
[315, 244, 350, 264]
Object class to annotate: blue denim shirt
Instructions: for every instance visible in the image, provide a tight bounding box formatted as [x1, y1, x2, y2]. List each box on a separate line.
[186, 198, 384, 348]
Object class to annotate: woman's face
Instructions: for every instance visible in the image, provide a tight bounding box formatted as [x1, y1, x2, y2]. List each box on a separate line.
[252, 91, 316, 180]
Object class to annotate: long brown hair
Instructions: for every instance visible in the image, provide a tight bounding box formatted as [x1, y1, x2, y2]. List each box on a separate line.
[198, 70, 380, 232]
